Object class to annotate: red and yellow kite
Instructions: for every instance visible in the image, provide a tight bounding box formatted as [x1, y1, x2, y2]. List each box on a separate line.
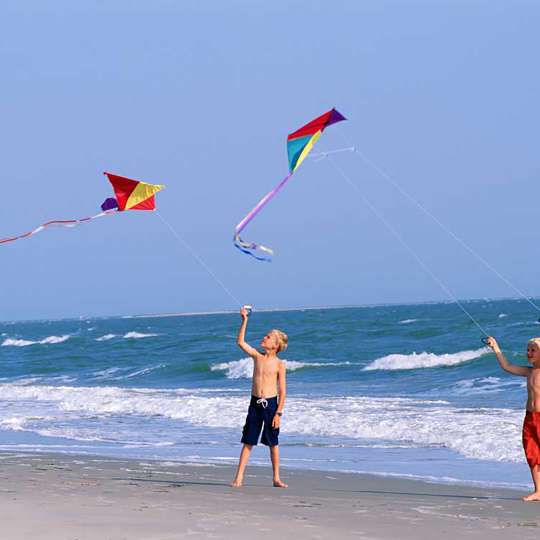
[101, 172, 164, 212]
[0, 173, 164, 245]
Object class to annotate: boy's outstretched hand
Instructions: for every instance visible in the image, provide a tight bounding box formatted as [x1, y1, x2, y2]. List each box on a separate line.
[240, 306, 249, 319]
[485, 336, 500, 352]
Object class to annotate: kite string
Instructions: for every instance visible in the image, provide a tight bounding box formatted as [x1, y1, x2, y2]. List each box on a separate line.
[326, 155, 489, 336]
[309, 147, 356, 162]
[155, 211, 242, 308]
[334, 130, 540, 314]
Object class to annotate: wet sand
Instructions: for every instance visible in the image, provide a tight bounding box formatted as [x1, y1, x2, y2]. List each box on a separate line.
[0, 452, 538, 539]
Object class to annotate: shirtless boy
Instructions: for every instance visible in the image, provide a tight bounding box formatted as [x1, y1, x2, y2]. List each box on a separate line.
[486, 336, 540, 501]
[231, 306, 288, 488]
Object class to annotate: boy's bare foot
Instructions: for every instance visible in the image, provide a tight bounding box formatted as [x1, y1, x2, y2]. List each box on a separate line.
[230, 479, 243, 488]
[522, 491, 540, 502]
[273, 479, 288, 488]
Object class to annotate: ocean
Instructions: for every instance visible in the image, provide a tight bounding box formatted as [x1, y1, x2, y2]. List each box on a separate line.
[0, 299, 536, 489]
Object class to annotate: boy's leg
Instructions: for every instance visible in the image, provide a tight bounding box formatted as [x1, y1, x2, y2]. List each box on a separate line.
[523, 465, 540, 501]
[269, 445, 287, 488]
[231, 444, 252, 488]
[522, 414, 540, 501]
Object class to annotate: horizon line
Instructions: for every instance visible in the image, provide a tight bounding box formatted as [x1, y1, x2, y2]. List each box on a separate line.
[2, 295, 539, 324]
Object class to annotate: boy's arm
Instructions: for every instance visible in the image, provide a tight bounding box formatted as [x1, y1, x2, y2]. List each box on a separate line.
[486, 336, 530, 377]
[236, 307, 259, 358]
[272, 361, 286, 429]
[277, 360, 286, 413]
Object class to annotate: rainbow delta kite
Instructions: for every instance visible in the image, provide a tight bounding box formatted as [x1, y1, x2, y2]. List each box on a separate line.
[234, 108, 346, 261]
[0, 172, 164, 245]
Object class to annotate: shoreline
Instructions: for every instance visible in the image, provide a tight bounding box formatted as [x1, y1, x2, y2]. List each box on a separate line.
[1, 450, 538, 539]
[0, 445, 531, 493]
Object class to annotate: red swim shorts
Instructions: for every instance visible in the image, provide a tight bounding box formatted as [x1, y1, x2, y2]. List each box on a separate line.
[523, 411, 540, 469]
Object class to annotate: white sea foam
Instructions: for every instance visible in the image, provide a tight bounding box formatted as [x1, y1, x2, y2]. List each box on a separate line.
[210, 358, 351, 379]
[363, 347, 489, 371]
[0, 383, 524, 463]
[498, 313, 508, 318]
[0, 417, 31, 431]
[123, 332, 158, 339]
[399, 319, 419, 325]
[116, 364, 165, 380]
[91, 367, 123, 380]
[1, 335, 70, 347]
[45, 375, 77, 384]
[0, 415, 53, 431]
[450, 377, 526, 396]
[41, 335, 70, 344]
[509, 320, 540, 327]
[90, 365, 165, 381]
[1, 338, 35, 347]
[96, 334, 116, 341]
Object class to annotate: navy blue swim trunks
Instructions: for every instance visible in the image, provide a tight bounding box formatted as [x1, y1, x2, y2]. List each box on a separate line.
[241, 395, 279, 447]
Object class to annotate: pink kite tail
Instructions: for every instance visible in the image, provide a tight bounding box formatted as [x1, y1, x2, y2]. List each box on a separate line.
[234, 172, 293, 260]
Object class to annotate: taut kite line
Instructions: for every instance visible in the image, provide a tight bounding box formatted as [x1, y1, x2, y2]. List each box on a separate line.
[234, 108, 346, 261]
[0, 172, 164, 245]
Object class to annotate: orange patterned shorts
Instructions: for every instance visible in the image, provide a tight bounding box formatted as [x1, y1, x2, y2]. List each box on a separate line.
[523, 411, 540, 469]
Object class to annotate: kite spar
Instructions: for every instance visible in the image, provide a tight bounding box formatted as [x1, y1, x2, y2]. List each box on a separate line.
[234, 108, 346, 261]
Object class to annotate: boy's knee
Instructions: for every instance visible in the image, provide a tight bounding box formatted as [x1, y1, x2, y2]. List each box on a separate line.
[243, 443, 253, 450]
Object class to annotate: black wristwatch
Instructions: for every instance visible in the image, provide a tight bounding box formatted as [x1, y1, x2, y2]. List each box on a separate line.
[276, 412, 283, 417]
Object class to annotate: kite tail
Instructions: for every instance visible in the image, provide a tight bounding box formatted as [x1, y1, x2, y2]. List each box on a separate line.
[234, 172, 293, 261]
[233, 234, 274, 262]
[0, 210, 117, 245]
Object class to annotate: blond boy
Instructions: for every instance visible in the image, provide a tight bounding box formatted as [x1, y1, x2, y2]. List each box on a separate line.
[486, 336, 540, 501]
[231, 307, 288, 488]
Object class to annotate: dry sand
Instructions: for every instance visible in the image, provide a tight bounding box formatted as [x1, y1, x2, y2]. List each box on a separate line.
[0, 452, 538, 539]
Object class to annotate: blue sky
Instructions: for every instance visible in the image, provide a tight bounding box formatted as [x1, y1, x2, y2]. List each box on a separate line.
[2, 1, 539, 320]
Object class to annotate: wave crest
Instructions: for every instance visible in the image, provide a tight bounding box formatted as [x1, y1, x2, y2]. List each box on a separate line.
[210, 358, 350, 379]
[363, 347, 489, 371]
[399, 319, 419, 325]
[1, 335, 70, 347]
[96, 334, 116, 342]
[123, 332, 158, 339]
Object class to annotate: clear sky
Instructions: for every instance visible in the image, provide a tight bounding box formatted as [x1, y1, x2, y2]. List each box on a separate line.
[2, 0, 539, 320]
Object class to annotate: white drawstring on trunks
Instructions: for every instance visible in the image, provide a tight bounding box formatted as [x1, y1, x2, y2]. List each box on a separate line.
[256, 398, 268, 408]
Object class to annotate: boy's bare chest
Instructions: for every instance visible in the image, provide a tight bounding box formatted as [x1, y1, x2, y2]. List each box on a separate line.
[254, 359, 279, 378]
[529, 369, 540, 390]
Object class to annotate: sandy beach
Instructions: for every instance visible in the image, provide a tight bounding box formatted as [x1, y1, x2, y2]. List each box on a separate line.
[0, 452, 538, 540]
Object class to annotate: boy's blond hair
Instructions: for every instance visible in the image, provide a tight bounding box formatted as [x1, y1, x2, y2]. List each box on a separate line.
[528, 337, 540, 349]
[271, 329, 288, 353]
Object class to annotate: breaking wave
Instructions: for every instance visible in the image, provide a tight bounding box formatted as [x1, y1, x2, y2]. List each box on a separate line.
[210, 358, 351, 379]
[363, 348, 489, 371]
[1, 335, 71, 347]
[0, 382, 524, 463]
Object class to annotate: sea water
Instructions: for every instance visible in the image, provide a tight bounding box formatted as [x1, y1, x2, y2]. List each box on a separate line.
[0, 299, 536, 489]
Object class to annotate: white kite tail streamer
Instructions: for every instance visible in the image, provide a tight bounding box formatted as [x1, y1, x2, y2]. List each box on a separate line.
[155, 211, 242, 308]
[332, 129, 540, 315]
[0, 210, 117, 245]
[326, 155, 489, 337]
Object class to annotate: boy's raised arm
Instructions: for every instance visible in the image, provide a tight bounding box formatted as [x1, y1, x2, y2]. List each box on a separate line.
[486, 336, 530, 377]
[237, 307, 259, 358]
